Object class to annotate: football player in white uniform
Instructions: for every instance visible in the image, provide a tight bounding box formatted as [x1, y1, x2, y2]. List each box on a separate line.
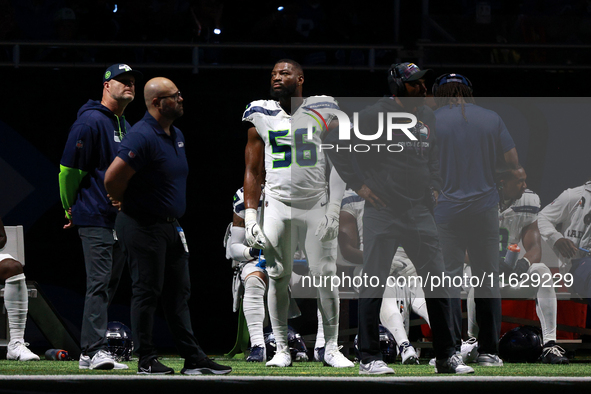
[225, 186, 268, 362]
[242, 59, 352, 368]
[338, 189, 430, 365]
[538, 179, 591, 277]
[0, 217, 39, 361]
[226, 186, 322, 362]
[466, 167, 568, 364]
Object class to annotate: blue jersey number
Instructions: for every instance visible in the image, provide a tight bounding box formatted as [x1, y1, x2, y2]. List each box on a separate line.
[270, 128, 318, 169]
[269, 129, 291, 169]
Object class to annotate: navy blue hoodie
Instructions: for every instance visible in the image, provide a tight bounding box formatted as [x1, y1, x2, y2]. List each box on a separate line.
[59, 100, 131, 228]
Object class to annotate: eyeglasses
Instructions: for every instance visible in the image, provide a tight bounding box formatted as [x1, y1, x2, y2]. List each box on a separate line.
[157, 91, 182, 101]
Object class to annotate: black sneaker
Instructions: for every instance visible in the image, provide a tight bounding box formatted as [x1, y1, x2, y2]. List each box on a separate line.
[181, 357, 232, 375]
[137, 357, 174, 375]
[539, 341, 569, 364]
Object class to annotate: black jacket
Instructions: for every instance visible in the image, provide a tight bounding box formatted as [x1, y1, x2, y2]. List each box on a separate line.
[326, 97, 442, 209]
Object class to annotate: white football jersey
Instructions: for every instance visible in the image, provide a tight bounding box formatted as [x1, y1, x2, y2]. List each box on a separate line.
[242, 96, 339, 203]
[498, 189, 540, 255]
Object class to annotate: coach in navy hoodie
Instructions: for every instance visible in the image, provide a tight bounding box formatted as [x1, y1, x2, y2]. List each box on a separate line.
[59, 64, 141, 370]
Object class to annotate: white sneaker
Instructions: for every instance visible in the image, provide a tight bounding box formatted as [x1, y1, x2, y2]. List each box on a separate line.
[79, 354, 91, 369]
[323, 346, 354, 368]
[90, 350, 115, 370]
[399, 342, 419, 365]
[6, 341, 40, 361]
[460, 337, 479, 363]
[82, 351, 128, 369]
[477, 353, 503, 367]
[359, 360, 395, 375]
[266, 348, 292, 367]
[113, 359, 129, 369]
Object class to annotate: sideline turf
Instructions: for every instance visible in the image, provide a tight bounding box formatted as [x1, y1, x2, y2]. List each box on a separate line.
[0, 357, 587, 377]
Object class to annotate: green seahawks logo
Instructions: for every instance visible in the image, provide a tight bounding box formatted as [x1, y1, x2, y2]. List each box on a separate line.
[105, 71, 111, 79]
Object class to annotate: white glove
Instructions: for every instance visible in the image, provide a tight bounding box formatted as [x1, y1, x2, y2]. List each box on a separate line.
[315, 202, 341, 242]
[244, 208, 266, 249]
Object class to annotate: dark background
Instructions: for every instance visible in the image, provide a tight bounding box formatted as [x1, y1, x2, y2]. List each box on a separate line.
[2, 0, 591, 355]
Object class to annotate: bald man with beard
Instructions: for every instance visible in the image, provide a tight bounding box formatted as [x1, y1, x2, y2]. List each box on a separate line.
[105, 77, 232, 375]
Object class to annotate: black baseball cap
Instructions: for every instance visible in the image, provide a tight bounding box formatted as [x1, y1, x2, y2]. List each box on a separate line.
[390, 62, 433, 82]
[103, 63, 143, 83]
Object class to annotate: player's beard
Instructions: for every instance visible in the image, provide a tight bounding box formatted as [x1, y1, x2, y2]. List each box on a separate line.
[270, 83, 296, 99]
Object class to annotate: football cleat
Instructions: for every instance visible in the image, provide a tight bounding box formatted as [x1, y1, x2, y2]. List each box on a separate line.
[6, 341, 40, 361]
[435, 353, 474, 374]
[266, 347, 292, 367]
[477, 353, 504, 367]
[539, 342, 569, 364]
[460, 337, 479, 363]
[246, 345, 266, 362]
[359, 360, 395, 375]
[398, 342, 419, 365]
[323, 346, 354, 368]
[314, 347, 325, 362]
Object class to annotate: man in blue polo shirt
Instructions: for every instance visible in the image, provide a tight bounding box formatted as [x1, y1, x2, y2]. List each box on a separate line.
[104, 77, 231, 375]
[59, 63, 141, 370]
[432, 73, 520, 367]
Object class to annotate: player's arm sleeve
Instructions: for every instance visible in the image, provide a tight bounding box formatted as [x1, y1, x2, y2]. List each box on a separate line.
[228, 226, 256, 261]
[538, 189, 577, 247]
[58, 165, 88, 218]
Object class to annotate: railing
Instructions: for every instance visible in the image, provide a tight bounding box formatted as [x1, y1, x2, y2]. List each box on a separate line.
[417, 42, 591, 70]
[3, 40, 589, 72]
[0, 41, 404, 73]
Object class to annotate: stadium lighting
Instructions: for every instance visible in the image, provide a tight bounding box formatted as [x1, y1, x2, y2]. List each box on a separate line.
[214, 28, 221, 35]
[278, 6, 284, 11]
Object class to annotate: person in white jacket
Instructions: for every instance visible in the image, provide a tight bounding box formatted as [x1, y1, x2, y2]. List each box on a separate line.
[538, 180, 591, 277]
